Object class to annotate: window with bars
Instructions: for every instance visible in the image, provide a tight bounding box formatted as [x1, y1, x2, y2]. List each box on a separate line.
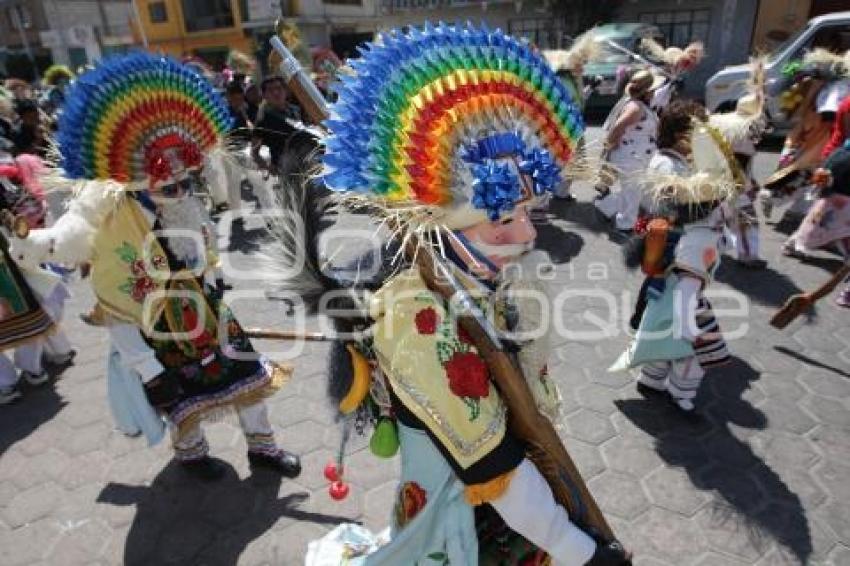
[507, 18, 568, 49]
[181, 0, 235, 32]
[639, 9, 711, 47]
[148, 1, 168, 24]
[385, 0, 488, 9]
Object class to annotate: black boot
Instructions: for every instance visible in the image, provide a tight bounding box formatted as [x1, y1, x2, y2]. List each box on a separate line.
[180, 456, 226, 481]
[586, 539, 632, 565]
[248, 450, 302, 478]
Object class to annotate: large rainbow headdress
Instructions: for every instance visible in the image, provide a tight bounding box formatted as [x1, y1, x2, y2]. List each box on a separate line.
[321, 22, 584, 228]
[57, 52, 232, 186]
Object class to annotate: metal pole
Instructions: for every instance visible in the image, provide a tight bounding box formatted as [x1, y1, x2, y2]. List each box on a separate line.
[130, 0, 149, 48]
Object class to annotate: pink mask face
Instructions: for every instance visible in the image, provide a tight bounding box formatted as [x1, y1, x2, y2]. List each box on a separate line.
[461, 205, 537, 269]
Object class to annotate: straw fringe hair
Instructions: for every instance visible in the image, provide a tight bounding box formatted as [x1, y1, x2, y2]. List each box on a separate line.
[641, 37, 705, 68]
[708, 56, 768, 144]
[544, 30, 601, 72]
[803, 47, 850, 71]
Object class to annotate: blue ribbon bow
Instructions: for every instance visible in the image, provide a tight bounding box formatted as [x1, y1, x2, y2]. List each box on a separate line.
[471, 161, 521, 220]
[518, 148, 562, 196]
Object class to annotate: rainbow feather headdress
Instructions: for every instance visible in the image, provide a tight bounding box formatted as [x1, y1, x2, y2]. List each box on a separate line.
[56, 52, 232, 187]
[321, 22, 584, 229]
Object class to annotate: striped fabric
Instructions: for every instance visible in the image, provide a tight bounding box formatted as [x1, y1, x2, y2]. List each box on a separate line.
[693, 298, 730, 368]
[246, 432, 280, 457]
[173, 436, 210, 462]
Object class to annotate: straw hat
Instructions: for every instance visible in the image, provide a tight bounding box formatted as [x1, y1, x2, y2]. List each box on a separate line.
[626, 69, 665, 99]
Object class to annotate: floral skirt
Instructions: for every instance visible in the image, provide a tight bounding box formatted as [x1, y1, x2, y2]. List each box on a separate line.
[0, 244, 53, 350]
[148, 293, 290, 431]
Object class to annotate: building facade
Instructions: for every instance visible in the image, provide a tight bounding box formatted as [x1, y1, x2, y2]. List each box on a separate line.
[131, 0, 254, 67]
[244, 0, 567, 66]
[615, 0, 760, 99]
[41, 0, 135, 68]
[0, 1, 53, 80]
[751, 0, 848, 52]
[1, 0, 134, 81]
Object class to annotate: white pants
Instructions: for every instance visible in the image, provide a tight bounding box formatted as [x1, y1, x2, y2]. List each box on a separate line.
[594, 164, 645, 230]
[170, 400, 278, 461]
[490, 459, 597, 566]
[0, 353, 21, 388]
[638, 356, 706, 400]
[0, 281, 74, 386]
[729, 224, 761, 260]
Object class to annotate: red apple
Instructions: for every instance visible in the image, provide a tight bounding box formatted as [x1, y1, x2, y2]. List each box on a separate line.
[329, 480, 350, 501]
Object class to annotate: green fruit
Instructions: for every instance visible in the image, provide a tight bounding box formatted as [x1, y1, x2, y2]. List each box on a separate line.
[370, 418, 399, 458]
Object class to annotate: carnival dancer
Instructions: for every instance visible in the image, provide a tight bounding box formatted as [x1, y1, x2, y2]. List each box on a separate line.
[594, 39, 704, 233]
[786, 142, 850, 306]
[542, 30, 603, 204]
[709, 58, 769, 268]
[8, 53, 300, 480]
[1, 164, 74, 404]
[612, 120, 738, 412]
[276, 23, 629, 565]
[594, 70, 666, 232]
[762, 48, 850, 221]
[40, 64, 74, 114]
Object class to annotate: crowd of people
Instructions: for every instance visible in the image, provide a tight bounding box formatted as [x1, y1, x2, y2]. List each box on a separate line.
[1, 21, 849, 566]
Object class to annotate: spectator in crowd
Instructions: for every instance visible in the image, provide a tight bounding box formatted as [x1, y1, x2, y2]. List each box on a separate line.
[4, 78, 33, 101]
[244, 83, 261, 123]
[225, 80, 254, 142]
[12, 99, 47, 157]
[251, 76, 302, 172]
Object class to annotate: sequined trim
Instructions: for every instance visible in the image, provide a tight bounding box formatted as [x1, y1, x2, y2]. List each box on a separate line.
[173, 437, 209, 461]
[173, 359, 292, 438]
[246, 432, 279, 456]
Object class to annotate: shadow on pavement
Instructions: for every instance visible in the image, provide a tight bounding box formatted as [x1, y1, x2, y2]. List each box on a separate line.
[769, 211, 805, 236]
[549, 199, 619, 240]
[535, 221, 584, 265]
[774, 345, 850, 378]
[715, 260, 806, 310]
[225, 217, 269, 254]
[615, 356, 812, 563]
[99, 460, 354, 565]
[798, 254, 847, 273]
[0, 364, 69, 457]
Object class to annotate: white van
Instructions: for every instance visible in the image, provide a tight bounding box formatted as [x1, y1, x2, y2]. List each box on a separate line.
[705, 11, 850, 132]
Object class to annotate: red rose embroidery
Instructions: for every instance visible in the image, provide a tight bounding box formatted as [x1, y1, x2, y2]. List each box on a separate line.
[131, 277, 157, 303]
[203, 360, 221, 377]
[414, 307, 438, 334]
[130, 259, 147, 277]
[444, 351, 489, 399]
[395, 481, 428, 528]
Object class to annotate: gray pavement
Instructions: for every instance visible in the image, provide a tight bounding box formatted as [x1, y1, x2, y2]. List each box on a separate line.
[2, 129, 850, 565]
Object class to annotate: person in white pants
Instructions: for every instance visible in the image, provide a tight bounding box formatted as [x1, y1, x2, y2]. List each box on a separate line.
[0, 269, 75, 404]
[595, 71, 670, 232]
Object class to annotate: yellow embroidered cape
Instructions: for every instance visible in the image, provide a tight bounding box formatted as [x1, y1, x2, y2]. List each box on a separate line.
[370, 268, 507, 470]
[91, 196, 219, 336]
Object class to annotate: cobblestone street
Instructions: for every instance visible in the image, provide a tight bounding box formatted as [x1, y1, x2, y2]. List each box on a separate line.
[1, 133, 849, 565]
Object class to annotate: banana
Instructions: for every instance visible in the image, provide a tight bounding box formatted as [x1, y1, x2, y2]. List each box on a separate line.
[338, 343, 371, 414]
